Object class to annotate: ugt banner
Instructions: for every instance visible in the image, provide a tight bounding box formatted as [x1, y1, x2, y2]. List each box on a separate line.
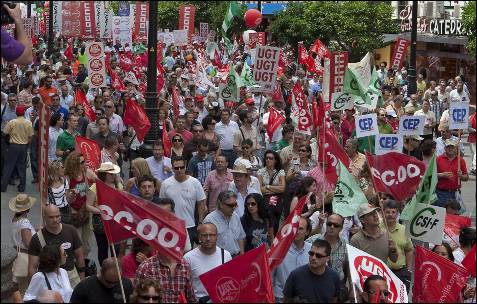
[200, 245, 274, 303]
[253, 46, 280, 93]
[75, 136, 100, 171]
[366, 152, 426, 202]
[390, 38, 410, 71]
[347, 244, 408, 303]
[96, 180, 188, 262]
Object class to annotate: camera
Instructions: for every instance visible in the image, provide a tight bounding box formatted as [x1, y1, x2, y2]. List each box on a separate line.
[1, 2, 16, 26]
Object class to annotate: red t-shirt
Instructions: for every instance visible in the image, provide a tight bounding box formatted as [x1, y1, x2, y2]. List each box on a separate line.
[436, 154, 468, 190]
[38, 86, 58, 106]
[469, 113, 476, 143]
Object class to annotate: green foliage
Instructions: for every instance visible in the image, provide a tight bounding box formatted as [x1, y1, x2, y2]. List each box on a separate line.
[462, 2, 476, 56]
[270, 1, 398, 62]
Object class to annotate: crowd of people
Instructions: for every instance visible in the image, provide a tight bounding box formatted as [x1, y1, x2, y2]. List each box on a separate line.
[1, 3, 476, 304]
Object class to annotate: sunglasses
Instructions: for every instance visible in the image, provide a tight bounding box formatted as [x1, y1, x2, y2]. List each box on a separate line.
[299, 149, 308, 153]
[265, 156, 275, 160]
[308, 251, 328, 259]
[326, 222, 342, 228]
[224, 203, 237, 208]
[369, 290, 390, 297]
[139, 295, 160, 301]
[247, 202, 257, 207]
[95, 112, 103, 116]
[172, 138, 183, 142]
[105, 105, 114, 108]
[173, 166, 185, 170]
[193, 129, 204, 133]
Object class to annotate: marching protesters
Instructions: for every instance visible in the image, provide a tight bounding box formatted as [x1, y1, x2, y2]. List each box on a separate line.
[70, 257, 134, 303]
[187, 139, 215, 185]
[203, 190, 246, 257]
[146, 140, 173, 182]
[344, 138, 366, 180]
[241, 193, 274, 251]
[48, 112, 64, 163]
[56, 114, 79, 161]
[228, 160, 261, 218]
[216, 108, 240, 168]
[28, 204, 86, 289]
[47, 160, 73, 224]
[183, 123, 207, 162]
[121, 238, 153, 284]
[91, 116, 119, 150]
[125, 157, 161, 196]
[203, 154, 234, 212]
[184, 223, 232, 302]
[85, 107, 105, 139]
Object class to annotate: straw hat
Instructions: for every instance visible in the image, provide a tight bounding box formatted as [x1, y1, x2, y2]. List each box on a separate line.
[9, 194, 36, 213]
[95, 162, 121, 174]
[231, 159, 252, 174]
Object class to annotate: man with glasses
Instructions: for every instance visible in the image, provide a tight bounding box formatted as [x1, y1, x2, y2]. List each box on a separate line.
[183, 124, 207, 163]
[184, 223, 232, 303]
[38, 75, 58, 106]
[146, 140, 173, 182]
[91, 117, 119, 150]
[168, 115, 193, 145]
[160, 155, 207, 246]
[274, 217, 312, 302]
[56, 114, 79, 161]
[203, 190, 246, 257]
[283, 239, 341, 303]
[361, 275, 390, 303]
[85, 108, 105, 139]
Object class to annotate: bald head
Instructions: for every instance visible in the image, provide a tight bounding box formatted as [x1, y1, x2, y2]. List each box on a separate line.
[43, 204, 61, 230]
[102, 257, 120, 270]
[197, 223, 217, 235]
[37, 290, 63, 303]
[43, 204, 60, 217]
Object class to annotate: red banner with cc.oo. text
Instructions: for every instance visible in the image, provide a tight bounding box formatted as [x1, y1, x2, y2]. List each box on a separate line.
[179, 5, 196, 43]
[134, 2, 149, 42]
[390, 37, 410, 71]
[80, 1, 97, 39]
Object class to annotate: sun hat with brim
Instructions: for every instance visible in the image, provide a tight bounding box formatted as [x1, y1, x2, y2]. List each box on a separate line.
[445, 138, 458, 146]
[95, 162, 121, 174]
[230, 163, 249, 174]
[356, 203, 380, 218]
[9, 194, 36, 213]
[410, 134, 423, 141]
[57, 75, 67, 81]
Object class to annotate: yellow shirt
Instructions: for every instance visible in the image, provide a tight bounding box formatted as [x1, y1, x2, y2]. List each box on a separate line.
[381, 222, 414, 270]
[4, 116, 34, 144]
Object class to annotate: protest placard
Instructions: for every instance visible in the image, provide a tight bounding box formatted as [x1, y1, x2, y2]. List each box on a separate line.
[449, 102, 469, 130]
[398, 115, 425, 136]
[173, 29, 188, 46]
[355, 113, 378, 138]
[252, 46, 280, 93]
[405, 203, 445, 244]
[375, 134, 403, 155]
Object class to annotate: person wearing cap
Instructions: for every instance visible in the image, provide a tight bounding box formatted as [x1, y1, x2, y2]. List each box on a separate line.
[386, 93, 405, 119]
[350, 203, 398, 264]
[10, 193, 37, 294]
[1, 103, 34, 193]
[435, 125, 464, 156]
[385, 109, 399, 133]
[228, 160, 261, 218]
[195, 94, 208, 123]
[402, 134, 423, 161]
[414, 100, 436, 141]
[86, 162, 123, 265]
[435, 138, 469, 208]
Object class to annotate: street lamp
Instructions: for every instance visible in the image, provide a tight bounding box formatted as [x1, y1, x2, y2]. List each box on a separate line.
[139, 1, 159, 158]
[407, 0, 418, 96]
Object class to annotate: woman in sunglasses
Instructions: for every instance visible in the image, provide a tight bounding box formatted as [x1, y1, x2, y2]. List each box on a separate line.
[171, 134, 184, 158]
[286, 144, 316, 181]
[241, 193, 274, 252]
[130, 278, 161, 303]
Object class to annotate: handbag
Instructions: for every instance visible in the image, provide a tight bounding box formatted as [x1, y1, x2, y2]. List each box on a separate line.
[264, 170, 283, 214]
[70, 203, 90, 228]
[12, 248, 28, 278]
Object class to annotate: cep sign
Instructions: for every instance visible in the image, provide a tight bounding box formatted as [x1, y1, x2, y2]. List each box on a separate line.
[406, 203, 445, 244]
[375, 134, 403, 155]
[398, 115, 425, 136]
[355, 113, 378, 138]
[449, 102, 469, 130]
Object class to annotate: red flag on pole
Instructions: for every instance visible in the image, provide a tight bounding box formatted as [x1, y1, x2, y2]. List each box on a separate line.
[292, 82, 313, 134]
[64, 44, 74, 61]
[365, 152, 427, 202]
[171, 86, 180, 120]
[318, 128, 350, 184]
[444, 213, 472, 247]
[75, 136, 101, 170]
[266, 107, 285, 141]
[298, 42, 308, 65]
[157, 64, 166, 93]
[199, 245, 274, 303]
[96, 180, 188, 262]
[119, 53, 133, 72]
[110, 70, 127, 92]
[75, 89, 96, 121]
[267, 195, 310, 271]
[162, 124, 172, 157]
[461, 244, 476, 277]
[123, 98, 151, 142]
[413, 246, 469, 303]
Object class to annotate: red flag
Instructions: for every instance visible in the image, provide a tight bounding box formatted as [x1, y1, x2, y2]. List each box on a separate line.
[298, 42, 308, 65]
[444, 213, 472, 247]
[177, 292, 187, 304]
[413, 246, 469, 303]
[171, 86, 180, 120]
[461, 244, 476, 277]
[318, 128, 350, 185]
[390, 38, 410, 71]
[64, 44, 74, 61]
[365, 152, 427, 202]
[119, 53, 133, 72]
[96, 180, 187, 262]
[267, 195, 309, 271]
[75, 136, 101, 171]
[312, 96, 327, 129]
[123, 98, 151, 142]
[200, 245, 274, 303]
[110, 70, 127, 92]
[157, 64, 166, 93]
[162, 123, 172, 157]
[272, 80, 283, 102]
[292, 82, 313, 134]
[75, 89, 96, 121]
[266, 107, 285, 141]
[310, 39, 330, 58]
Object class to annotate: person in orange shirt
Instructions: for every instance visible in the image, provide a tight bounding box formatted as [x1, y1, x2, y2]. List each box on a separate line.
[38, 75, 58, 106]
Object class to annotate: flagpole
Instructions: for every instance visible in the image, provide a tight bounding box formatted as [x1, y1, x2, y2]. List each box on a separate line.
[110, 244, 127, 303]
[256, 93, 263, 150]
[364, 153, 390, 233]
[457, 132, 461, 187]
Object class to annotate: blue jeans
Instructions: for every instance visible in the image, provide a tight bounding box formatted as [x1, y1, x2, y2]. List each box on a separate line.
[434, 189, 456, 208]
[1, 143, 28, 192]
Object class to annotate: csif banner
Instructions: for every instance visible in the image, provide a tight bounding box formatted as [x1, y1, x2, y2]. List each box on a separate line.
[405, 203, 445, 244]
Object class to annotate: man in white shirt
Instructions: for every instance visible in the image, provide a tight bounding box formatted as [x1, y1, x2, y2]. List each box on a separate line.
[184, 223, 232, 302]
[215, 108, 239, 168]
[449, 82, 470, 103]
[160, 155, 207, 246]
[146, 140, 173, 182]
[414, 100, 436, 141]
[59, 85, 74, 109]
[104, 100, 126, 135]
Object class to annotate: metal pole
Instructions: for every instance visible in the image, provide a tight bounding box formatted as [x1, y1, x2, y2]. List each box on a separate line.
[257, 0, 262, 13]
[47, 0, 54, 57]
[139, 1, 159, 158]
[27, 1, 31, 18]
[407, 1, 418, 97]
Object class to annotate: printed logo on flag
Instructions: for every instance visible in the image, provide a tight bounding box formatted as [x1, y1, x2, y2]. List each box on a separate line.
[331, 92, 355, 111]
[355, 113, 378, 138]
[405, 203, 445, 244]
[398, 115, 425, 136]
[449, 102, 469, 130]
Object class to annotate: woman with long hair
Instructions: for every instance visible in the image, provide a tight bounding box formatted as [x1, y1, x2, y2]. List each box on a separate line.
[286, 143, 316, 180]
[47, 160, 73, 224]
[241, 193, 274, 252]
[202, 115, 219, 145]
[289, 176, 322, 219]
[23, 242, 73, 303]
[86, 162, 124, 265]
[125, 157, 161, 196]
[64, 151, 97, 258]
[235, 139, 262, 175]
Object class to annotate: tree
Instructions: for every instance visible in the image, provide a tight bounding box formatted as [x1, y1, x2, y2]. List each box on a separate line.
[269, 1, 398, 62]
[462, 2, 476, 57]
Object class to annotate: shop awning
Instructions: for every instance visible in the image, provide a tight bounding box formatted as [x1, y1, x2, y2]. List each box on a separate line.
[383, 33, 468, 46]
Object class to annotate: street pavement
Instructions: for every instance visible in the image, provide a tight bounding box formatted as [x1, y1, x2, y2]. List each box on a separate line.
[1, 148, 476, 267]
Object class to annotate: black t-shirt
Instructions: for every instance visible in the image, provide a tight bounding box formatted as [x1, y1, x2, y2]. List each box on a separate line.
[91, 131, 119, 150]
[70, 275, 133, 303]
[28, 224, 82, 271]
[241, 217, 271, 252]
[284, 265, 340, 303]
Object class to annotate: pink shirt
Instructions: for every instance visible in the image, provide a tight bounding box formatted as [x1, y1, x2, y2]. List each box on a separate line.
[203, 169, 233, 212]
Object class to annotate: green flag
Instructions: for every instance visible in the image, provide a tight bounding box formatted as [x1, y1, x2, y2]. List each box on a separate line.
[400, 153, 438, 221]
[363, 67, 384, 109]
[332, 161, 368, 217]
[240, 61, 256, 87]
[219, 64, 242, 101]
[78, 52, 89, 66]
[133, 43, 147, 54]
[221, 1, 240, 55]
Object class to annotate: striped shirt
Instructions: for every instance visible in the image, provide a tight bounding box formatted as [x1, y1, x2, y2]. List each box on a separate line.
[429, 99, 445, 122]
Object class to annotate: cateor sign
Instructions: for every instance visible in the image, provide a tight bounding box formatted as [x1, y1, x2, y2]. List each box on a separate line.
[405, 203, 445, 244]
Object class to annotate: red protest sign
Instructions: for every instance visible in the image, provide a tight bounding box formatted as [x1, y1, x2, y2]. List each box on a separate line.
[443, 213, 472, 246]
[267, 195, 309, 271]
[200, 245, 274, 303]
[253, 46, 280, 93]
[179, 5, 196, 42]
[96, 180, 188, 262]
[75, 136, 101, 171]
[327, 52, 348, 103]
[123, 98, 151, 143]
[75, 89, 96, 122]
[134, 2, 149, 42]
[365, 152, 426, 202]
[291, 82, 314, 134]
[413, 246, 469, 303]
[80, 1, 96, 39]
[390, 37, 410, 71]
